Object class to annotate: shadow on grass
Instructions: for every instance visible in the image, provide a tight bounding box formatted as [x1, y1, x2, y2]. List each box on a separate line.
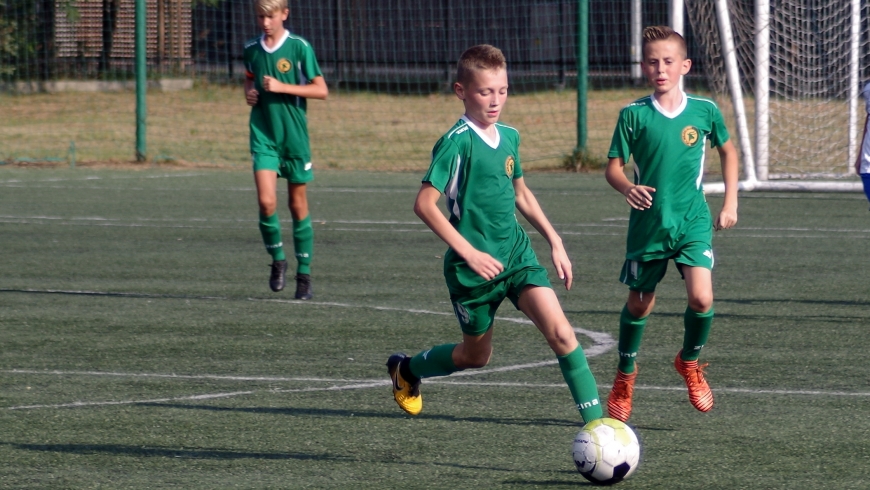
[3, 441, 533, 473]
[137, 403, 578, 428]
[3, 442, 348, 461]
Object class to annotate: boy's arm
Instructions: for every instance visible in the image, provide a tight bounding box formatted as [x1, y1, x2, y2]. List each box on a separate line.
[414, 183, 504, 281]
[261, 75, 328, 100]
[513, 177, 572, 289]
[244, 77, 258, 107]
[605, 157, 655, 210]
[715, 140, 739, 231]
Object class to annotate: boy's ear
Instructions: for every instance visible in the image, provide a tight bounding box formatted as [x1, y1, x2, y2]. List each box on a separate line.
[454, 81, 465, 100]
[681, 58, 692, 75]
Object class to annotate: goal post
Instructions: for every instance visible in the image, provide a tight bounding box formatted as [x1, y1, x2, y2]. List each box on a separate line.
[687, 0, 868, 194]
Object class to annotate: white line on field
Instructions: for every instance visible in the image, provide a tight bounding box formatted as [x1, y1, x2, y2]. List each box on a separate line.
[7, 372, 869, 411]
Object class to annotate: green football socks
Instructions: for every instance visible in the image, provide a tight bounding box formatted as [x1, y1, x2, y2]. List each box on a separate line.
[293, 215, 313, 275]
[409, 343, 460, 379]
[681, 306, 714, 361]
[617, 305, 648, 374]
[558, 346, 602, 423]
[259, 212, 285, 261]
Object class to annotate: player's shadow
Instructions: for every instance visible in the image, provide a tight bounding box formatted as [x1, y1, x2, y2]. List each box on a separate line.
[0, 441, 347, 461]
[137, 402, 577, 427]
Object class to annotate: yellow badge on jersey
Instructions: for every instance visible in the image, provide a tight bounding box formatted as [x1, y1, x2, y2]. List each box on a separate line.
[505, 155, 515, 178]
[276, 58, 292, 73]
[682, 126, 700, 147]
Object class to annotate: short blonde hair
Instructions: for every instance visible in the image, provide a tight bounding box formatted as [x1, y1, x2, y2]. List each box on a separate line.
[456, 45, 507, 85]
[642, 26, 688, 59]
[254, 0, 287, 15]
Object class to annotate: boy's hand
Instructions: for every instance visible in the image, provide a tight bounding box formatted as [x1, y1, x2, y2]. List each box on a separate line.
[245, 88, 259, 106]
[714, 206, 738, 231]
[624, 185, 656, 210]
[262, 76, 284, 93]
[465, 250, 504, 281]
[551, 246, 573, 290]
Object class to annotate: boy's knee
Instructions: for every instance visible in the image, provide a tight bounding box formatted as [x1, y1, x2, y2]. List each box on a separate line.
[626, 292, 655, 318]
[688, 295, 713, 313]
[258, 198, 278, 215]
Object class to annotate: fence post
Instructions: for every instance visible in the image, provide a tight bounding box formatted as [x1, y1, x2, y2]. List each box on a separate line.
[575, 0, 588, 152]
[136, 0, 147, 162]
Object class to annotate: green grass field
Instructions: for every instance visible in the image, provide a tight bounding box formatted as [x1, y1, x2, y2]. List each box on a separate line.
[1, 167, 869, 489]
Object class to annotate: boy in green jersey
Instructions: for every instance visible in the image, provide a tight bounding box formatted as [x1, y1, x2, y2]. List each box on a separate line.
[244, 0, 328, 298]
[604, 26, 739, 422]
[386, 45, 602, 425]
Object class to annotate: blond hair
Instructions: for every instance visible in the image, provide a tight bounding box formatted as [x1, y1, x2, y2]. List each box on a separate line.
[456, 45, 507, 85]
[642, 26, 688, 59]
[254, 0, 287, 15]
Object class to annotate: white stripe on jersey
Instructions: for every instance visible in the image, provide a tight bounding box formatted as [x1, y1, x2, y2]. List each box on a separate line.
[445, 154, 463, 219]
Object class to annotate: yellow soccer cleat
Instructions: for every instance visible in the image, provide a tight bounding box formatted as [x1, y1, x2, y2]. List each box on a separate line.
[386, 353, 422, 415]
[674, 351, 714, 412]
[607, 366, 638, 422]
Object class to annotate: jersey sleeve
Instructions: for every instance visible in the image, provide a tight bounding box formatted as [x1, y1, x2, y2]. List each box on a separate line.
[422, 136, 460, 193]
[513, 131, 523, 179]
[708, 105, 731, 148]
[243, 43, 255, 80]
[607, 108, 633, 161]
[299, 42, 323, 83]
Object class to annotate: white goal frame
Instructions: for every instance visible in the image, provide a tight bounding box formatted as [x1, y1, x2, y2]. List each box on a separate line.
[694, 0, 865, 194]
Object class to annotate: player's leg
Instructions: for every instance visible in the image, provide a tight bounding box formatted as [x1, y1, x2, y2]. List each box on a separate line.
[387, 297, 498, 415]
[287, 181, 313, 299]
[254, 166, 287, 292]
[608, 259, 664, 421]
[675, 264, 715, 412]
[516, 285, 602, 424]
[861, 173, 870, 210]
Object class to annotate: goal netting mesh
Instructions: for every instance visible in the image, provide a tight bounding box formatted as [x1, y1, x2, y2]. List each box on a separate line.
[686, 0, 870, 181]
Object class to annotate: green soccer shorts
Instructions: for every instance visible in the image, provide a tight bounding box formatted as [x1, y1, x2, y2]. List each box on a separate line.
[619, 238, 714, 293]
[449, 264, 552, 336]
[252, 153, 314, 184]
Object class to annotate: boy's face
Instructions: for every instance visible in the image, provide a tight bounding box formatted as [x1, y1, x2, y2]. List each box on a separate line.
[642, 39, 691, 95]
[257, 8, 289, 38]
[454, 68, 509, 128]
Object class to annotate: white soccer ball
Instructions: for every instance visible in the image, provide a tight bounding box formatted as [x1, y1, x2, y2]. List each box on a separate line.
[572, 417, 640, 485]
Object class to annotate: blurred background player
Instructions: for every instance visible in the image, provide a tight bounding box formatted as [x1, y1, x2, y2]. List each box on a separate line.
[244, 0, 328, 298]
[386, 45, 602, 425]
[856, 80, 870, 210]
[604, 26, 738, 422]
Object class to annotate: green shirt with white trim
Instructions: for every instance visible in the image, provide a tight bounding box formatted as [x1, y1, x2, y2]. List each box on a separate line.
[423, 117, 531, 291]
[244, 31, 322, 160]
[608, 92, 730, 261]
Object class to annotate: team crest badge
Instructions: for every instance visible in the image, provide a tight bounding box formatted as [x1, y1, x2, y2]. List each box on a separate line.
[681, 126, 700, 147]
[505, 155, 515, 177]
[276, 58, 292, 73]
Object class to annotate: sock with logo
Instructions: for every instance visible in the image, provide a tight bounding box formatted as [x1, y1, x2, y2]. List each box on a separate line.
[617, 304, 648, 374]
[259, 212, 285, 261]
[292, 215, 313, 275]
[681, 306, 714, 361]
[557, 346, 602, 423]
[408, 343, 460, 379]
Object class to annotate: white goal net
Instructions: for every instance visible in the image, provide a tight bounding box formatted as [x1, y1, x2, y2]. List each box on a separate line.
[686, 0, 870, 191]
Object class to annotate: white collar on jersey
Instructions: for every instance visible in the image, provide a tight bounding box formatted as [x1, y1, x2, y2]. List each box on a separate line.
[650, 89, 687, 119]
[460, 115, 500, 149]
[259, 30, 290, 54]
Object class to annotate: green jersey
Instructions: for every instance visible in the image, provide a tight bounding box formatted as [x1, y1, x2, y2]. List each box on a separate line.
[423, 117, 533, 292]
[243, 31, 322, 160]
[608, 92, 730, 261]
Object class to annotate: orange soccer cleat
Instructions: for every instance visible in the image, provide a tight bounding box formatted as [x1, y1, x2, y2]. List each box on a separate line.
[674, 351, 714, 412]
[607, 366, 638, 422]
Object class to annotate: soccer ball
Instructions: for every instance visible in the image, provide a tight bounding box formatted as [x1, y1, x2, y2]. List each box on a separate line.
[572, 417, 640, 485]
